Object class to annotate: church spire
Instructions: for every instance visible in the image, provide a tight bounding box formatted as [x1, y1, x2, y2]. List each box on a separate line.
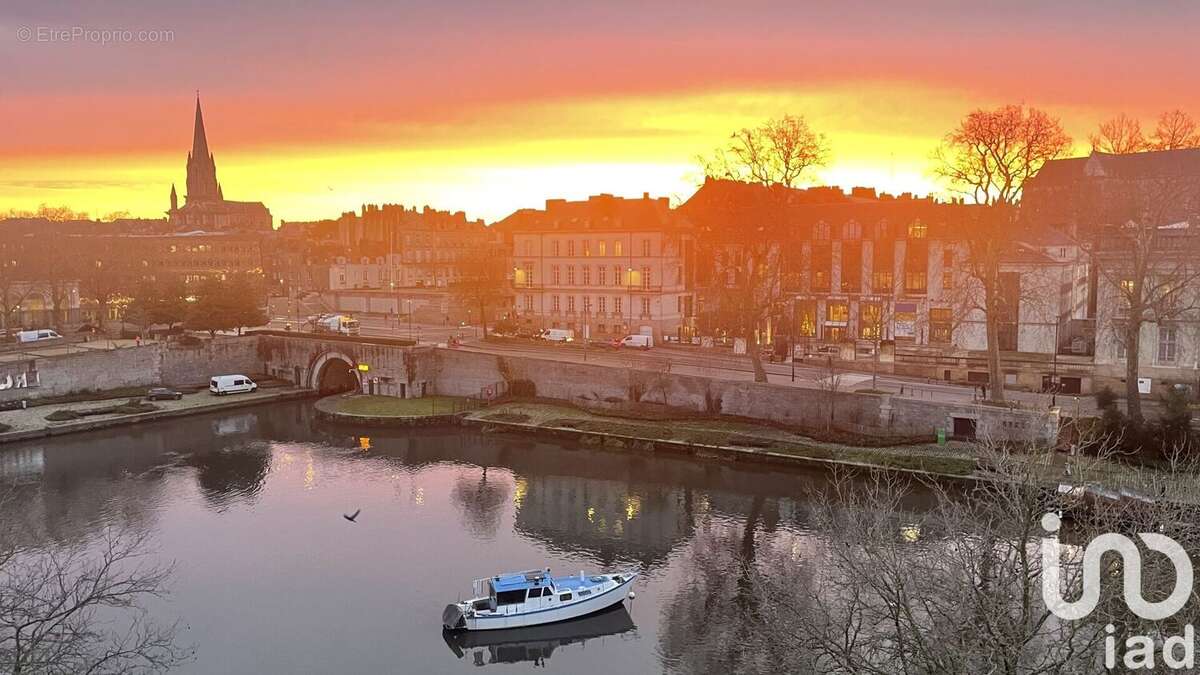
[192, 95, 211, 161]
[185, 95, 220, 203]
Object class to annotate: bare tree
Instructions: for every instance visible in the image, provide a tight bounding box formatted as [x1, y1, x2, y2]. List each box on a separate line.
[697, 116, 828, 382]
[1090, 113, 1149, 154]
[816, 355, 843, 432]
[78, 246, 134, 332]
[742, 431, 1200, 674]
[935, 105, 1072, 403]
[0, 262, 35, 332]
[448, 255, 508, 338]
[0, 489, 189, 674]
[1151, 109, 1200, 151]
[1080, 176, 1200, 422]
[701, 115, 829, 189]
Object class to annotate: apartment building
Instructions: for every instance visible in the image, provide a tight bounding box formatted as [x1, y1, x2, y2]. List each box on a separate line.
[1023, 148, 1200, 396]
[683, 179, 977, 348]
[497, 193, 696, 341]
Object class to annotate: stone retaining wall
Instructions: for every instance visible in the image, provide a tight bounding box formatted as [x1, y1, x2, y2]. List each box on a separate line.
[432, 348, 1058, 443]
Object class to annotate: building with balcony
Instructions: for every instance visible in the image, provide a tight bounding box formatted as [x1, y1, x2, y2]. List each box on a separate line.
[1023, 148, 1200, 396]
[497, 193, 697, 342]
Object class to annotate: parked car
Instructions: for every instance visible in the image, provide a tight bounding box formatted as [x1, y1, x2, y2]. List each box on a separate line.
[146, 387, 184, 401]
[209, 375, 258, 396]
[612, 334, 653, 350]
[17, 329, 63, 343]
[540, 328, 575, 343]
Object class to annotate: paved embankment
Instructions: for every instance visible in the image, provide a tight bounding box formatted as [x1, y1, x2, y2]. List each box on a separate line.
[0, 386, 315, 444]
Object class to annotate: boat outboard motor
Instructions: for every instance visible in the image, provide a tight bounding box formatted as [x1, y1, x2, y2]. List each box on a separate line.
[442, 604, 467, 630]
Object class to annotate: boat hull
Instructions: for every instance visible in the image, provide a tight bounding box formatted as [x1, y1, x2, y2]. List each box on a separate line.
[460, 575, 635, 631]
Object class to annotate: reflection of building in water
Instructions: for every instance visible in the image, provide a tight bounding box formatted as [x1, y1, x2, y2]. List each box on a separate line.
[443, 605, 635, 668]
[513, 474, 694, 567]
[0, 446, 44, 478]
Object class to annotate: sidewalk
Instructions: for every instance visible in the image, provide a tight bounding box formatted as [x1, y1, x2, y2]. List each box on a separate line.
[0, 386, 314, 444]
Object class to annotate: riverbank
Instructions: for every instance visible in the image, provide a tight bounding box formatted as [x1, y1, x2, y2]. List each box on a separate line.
[314, 394, 473, 426]
[0, 385, 316, 444]
[460, 400, 1200, 505]
[463, 400, 981, 480]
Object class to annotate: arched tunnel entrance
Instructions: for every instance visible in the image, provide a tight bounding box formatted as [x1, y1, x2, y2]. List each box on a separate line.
[314, 357, 359, 395]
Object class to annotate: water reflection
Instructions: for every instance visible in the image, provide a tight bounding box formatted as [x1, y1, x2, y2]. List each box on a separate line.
[0, 401, 944, 674]
[442, 604, 636, 667]
[182, 444, 272, 509]
[450, 467, 511, 539]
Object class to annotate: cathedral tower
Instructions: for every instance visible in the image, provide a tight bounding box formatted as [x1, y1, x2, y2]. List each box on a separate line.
[185, 97, 220, 203]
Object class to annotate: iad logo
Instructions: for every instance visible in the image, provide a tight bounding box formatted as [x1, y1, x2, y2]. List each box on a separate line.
[1041, 512, 1196, 670]
[1041, 512, 1193, 621]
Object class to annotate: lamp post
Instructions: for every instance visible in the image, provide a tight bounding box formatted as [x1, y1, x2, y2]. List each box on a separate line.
[1051, 319, 1060, 407]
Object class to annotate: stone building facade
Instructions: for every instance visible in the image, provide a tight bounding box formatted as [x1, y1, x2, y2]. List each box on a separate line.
[497, 193, 697, 342]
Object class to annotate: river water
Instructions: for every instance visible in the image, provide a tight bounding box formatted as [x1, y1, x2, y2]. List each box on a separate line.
[0, 401, 924, 674]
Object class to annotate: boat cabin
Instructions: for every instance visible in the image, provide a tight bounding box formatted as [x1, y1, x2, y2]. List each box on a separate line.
[470, 569, 615, 615]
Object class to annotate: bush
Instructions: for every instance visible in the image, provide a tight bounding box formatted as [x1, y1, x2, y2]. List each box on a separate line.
[1095, 386, 1118, 411]
[483, 412, 530, 424]
[45, 410, 82, 421]
[1159, 388, 1193, 446]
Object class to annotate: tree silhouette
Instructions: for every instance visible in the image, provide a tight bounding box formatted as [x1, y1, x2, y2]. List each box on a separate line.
[935, 104, 1071, 403]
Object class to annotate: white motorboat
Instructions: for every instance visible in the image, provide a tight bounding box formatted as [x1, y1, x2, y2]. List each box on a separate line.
[442, 568, 638, 631]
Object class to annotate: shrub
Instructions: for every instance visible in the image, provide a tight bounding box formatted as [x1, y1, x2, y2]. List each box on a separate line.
[483, 412, 530, 424]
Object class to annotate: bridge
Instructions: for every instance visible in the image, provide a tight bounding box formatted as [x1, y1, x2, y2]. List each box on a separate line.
[253, 331, 433, 397]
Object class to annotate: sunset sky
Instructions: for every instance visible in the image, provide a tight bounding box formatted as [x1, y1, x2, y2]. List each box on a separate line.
[3, 1, 1199, 224]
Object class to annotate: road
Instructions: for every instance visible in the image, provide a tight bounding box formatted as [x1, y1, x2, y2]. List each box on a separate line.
[268, 315, 1079, 412]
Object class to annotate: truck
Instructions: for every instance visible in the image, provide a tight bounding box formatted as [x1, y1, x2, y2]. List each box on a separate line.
[311, 314, 361, 336]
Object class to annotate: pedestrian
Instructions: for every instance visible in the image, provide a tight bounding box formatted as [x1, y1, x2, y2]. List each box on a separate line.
[135, 335, 142, 347]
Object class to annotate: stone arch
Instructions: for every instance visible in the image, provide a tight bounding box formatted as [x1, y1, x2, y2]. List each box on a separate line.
[308, 350, 360, 394]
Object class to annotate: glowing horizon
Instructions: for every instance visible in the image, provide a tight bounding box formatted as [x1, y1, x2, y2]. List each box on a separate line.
[3, 2, 1199, 223]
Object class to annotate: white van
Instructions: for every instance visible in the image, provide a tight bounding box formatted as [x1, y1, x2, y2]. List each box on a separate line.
[209, 375, 258, 396]
[17, 329, 62, 343]
[616, 334, 653, 350]
[540, 328, 574, 343]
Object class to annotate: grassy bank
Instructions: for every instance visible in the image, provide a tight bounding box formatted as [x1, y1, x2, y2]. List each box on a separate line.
[471, 401, 979, 477]
[335, 394, 468, 417]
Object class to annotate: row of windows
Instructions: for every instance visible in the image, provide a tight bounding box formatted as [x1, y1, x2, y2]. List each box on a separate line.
[1115, 325, 1182, 364]
[794, 302, 955, 343]
[809, 221, 929, 241]
[533, 295, 655, 317]
[519, 238, 660, 258]
[548, 265, 653, 288]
